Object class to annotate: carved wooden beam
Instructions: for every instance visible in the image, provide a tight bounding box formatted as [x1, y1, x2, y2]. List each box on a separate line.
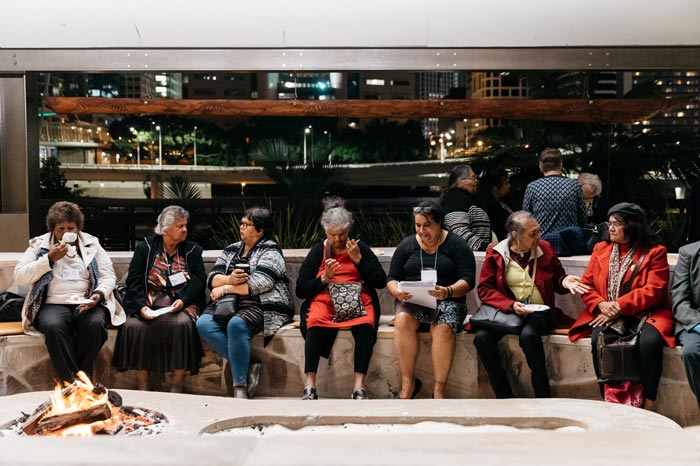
[43, 96, 693, 123]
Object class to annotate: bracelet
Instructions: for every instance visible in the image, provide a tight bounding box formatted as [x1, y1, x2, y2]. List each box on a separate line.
[447, 286, 453, 299]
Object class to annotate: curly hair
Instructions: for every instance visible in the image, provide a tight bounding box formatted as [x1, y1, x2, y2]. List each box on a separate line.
[45, 201, 84, 232]
[320, 196, 353, 231]
[155, 205, 190, 235]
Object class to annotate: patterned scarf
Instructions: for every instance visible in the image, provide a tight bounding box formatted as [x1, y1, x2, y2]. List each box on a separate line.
[606, 242, 636, 334]
[25, 248, 99, 325]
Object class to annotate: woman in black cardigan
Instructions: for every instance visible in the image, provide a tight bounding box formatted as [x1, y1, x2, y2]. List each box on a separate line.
[296, 198, 387, 400]
[113, 206, 206, 392]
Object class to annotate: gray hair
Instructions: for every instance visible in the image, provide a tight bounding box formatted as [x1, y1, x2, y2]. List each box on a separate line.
[155, 205, 190, 235]
[505, 210, 537, 238]
[320, 197, 353, 231]
[577, 172, 603, 197]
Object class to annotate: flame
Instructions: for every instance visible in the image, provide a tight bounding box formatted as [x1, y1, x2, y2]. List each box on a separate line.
[43, 371, 108, 437]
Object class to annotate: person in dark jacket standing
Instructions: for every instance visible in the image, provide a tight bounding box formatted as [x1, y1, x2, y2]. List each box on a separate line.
[113, 206, 206, 392]
[296, 198, 387, 400]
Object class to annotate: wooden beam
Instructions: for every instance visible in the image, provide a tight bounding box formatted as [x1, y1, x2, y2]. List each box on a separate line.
[43, 97, 693, 123]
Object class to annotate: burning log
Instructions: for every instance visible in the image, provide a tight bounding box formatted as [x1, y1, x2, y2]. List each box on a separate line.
[36, 403, 112, 434]
[21, 386, 74, 435]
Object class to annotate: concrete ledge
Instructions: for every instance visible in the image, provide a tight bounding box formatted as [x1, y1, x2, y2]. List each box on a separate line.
[0, 318, 697, 427]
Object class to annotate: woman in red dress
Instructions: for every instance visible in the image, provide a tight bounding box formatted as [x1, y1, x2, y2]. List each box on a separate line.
[296, 198, 387, 400]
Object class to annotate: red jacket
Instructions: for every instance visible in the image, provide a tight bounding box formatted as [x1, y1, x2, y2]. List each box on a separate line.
[568, 241, 675, 347]
[477, 239, 574, 328]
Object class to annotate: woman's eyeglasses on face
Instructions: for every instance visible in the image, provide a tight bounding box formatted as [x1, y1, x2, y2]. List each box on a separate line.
[240, 221, 256, 229]
[413, 206, 433, 214]
[606, 221, 625, 229]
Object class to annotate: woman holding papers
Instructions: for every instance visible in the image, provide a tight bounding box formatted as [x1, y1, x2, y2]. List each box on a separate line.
[114, 206, 206, 392]
[387, 200, 476, 399]
[296, 198, 387, 400]
[475, 211, 587, 398]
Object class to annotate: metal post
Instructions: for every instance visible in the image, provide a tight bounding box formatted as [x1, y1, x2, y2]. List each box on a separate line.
[193, 126, 197, 167]
[156, 125, 163, 168]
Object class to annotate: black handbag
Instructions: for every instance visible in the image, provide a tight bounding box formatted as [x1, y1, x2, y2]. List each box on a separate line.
[596, 315, 648, 384]
[469, 303, 524, 335]
[0, 291, 24, 322]
[595, 251, 648, 384]
[213, 294, 238, 324]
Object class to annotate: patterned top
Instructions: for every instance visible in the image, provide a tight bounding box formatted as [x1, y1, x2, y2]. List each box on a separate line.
[442, 188, 492, 251]
[147, 251, 199, 321]
[207, 239, 294, 341]
[522, 174, 587, 235]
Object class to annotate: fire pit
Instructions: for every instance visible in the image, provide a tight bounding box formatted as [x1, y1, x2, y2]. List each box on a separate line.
[0, 372, 167, 437]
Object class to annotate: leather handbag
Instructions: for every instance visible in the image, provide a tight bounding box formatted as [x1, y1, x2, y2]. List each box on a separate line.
[596, 314, 648, 384]
[213, 294, 238, 324]
[468, 303, 524, 335]
[0, 291, 24, 322]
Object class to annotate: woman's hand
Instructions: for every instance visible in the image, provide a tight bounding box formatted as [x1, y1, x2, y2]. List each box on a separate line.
[140, 306, 154, 320]
[324, 258, 342, 279]
[170, 299, 184, 312]
[598, 301, 621, 319]
[512, 301, 533, 316]
[227, 269, 248, 286]
[563, 275, 589, 294]
[47, 242, 69, 263]
[590, 314, 612, 327]
[77, 293, 101, 314]
[387, 281, 412, 302]
[428, 285, 450, 301]
[346, 239, 362, 264]
[210, 285, 229, 301]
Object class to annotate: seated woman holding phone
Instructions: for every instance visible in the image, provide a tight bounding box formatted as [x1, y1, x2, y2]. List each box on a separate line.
[113, 205, 206, 392]
[196, 207, 294, 399]
[296, 198, 387, 400]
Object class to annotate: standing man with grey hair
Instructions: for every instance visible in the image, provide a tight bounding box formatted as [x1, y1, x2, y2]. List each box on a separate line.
[522, 148, 587, 236]
[672, 239, 700, 409]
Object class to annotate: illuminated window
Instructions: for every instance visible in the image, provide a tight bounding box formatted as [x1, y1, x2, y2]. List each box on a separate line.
[365, 79, 385, 86]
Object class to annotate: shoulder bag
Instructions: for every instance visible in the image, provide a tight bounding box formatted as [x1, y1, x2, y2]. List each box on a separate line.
[0, 291, 24, 322]
[595, 252, 648, 384]
[469, 254, 539, 334]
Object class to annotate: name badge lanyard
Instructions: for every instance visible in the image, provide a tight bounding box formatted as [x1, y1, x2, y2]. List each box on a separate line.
[419, 246, 439, 273]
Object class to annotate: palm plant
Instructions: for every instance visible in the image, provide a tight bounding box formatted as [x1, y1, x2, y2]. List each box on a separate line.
[163, 175, 202, 199]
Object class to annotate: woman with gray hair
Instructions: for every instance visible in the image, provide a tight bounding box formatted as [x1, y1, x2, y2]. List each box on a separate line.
[577, 173, 606, 224]
[113, 205, 206, 392]
[296, 198, 387, 400]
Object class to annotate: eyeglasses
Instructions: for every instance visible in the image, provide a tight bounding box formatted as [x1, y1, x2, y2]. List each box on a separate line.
[240, 221, 256, 229]
[606, 221, 625, 229]
[461, 175, 478, 181]
[413, 206, 433, 214]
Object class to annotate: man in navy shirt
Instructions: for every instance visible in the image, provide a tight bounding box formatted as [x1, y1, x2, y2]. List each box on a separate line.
[522, 148, 587, 236]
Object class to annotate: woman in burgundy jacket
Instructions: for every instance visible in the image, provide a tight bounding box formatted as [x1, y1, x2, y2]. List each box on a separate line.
[475, 211, 587, 398]
[568, 203, 674, 411]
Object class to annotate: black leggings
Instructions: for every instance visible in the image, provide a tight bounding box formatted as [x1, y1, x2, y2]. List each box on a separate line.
[304, 324, 374, 374]
[591, 321, 664, 401]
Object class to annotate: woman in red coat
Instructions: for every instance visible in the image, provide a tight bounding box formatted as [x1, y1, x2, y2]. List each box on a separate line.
[568, 203, 674, 411]
[475, 211, 587, 398]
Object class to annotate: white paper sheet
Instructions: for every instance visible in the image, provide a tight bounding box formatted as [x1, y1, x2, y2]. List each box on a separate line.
[146, 306, 174, 318]
[398, 280, 437, 309]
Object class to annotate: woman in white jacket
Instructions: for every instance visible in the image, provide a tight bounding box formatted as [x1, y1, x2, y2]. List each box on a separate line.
[14, 201, 125, 382]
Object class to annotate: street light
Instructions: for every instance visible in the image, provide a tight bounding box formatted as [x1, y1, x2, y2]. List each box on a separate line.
[324, 130, 332, 165]
[303, 126, 311, 166]
[193, 126, 198, 167]
[129, 127, 140, 165]
[155, 125, 162, 168]
[439, 133, 447, 163]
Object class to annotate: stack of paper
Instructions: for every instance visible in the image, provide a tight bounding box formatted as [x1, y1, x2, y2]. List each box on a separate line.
[398, 281, 437, 309]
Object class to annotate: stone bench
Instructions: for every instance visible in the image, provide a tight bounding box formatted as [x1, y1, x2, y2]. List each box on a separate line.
[1, 249, 697, 427]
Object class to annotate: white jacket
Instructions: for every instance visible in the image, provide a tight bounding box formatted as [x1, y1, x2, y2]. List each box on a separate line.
[13, 231, 125, 335]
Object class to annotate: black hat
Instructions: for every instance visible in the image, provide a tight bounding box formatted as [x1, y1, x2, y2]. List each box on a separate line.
[607, 202, 645, 223]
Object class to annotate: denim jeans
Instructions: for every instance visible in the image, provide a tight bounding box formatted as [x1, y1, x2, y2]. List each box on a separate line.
[196, 314, 251, 385]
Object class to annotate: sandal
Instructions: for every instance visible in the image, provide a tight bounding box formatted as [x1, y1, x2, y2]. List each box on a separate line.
[301, 387, 318, 400]
[351, 389, 369, 400]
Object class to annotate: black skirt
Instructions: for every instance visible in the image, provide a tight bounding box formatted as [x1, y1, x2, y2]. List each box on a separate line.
[112, 312, 203, 374]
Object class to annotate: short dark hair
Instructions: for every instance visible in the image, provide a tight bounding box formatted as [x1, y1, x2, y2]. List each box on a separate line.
[413, 200, 445, 227]
[45, 201, 84, 232]
[479, 168, 509, 192]
[539, 148, 563, 172]
[244, 207, 274, 239]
